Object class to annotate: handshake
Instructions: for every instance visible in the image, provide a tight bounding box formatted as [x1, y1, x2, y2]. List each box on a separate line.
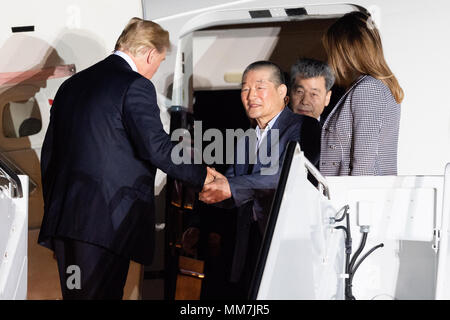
[199, 167, 232, 204]
[182, 167, 230, 257]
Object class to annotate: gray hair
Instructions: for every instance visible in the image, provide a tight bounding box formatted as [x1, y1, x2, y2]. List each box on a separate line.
[290, 58, 335, 91]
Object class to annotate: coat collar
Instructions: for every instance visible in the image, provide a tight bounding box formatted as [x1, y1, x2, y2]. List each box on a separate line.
[270, 106, 292, 132]
[113, 51, 138, 72]
[249, 107, 293, 174]
[106, 54, 133, 72]
[236, 107, 291, 175]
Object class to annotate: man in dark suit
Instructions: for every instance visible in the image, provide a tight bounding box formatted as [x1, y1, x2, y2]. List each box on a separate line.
[38, 18, 213, 299]
[289, 58, 336, 168]
[199, 61, 314, 297]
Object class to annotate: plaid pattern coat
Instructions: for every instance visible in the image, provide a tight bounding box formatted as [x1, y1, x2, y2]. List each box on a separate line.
[320, 75, 401, 176]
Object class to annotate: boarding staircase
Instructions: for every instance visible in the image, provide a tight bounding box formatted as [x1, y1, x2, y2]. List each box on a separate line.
[254, 142, 450, 300]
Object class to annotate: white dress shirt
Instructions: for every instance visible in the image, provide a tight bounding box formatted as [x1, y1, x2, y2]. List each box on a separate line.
[252, 108, 283, 221]
[254, 109, 283, 154]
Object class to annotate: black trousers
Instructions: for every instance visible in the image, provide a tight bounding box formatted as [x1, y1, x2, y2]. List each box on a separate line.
[234, 220, 263, 299]
[53, 237, 130, 300]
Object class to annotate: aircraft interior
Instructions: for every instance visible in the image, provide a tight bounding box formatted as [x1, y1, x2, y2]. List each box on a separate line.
[164, 17, 346, 299]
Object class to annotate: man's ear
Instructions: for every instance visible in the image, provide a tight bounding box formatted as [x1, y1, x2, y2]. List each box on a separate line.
[278, 84, 287, 99]
[146, 48, 156, 64]
[325, 90, 332, 106]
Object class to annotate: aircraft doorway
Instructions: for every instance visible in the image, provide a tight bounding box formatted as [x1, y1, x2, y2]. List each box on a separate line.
[164, 15, 348, 299]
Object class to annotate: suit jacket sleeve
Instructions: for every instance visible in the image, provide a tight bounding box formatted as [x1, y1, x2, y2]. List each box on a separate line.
[122, 77, 206, 191]
[227, 138, 285, 208]
[224, 118, 301, 208]
[41, 79, 70, 181]
[227, 170, 280, 207]
[350, 80, 388, 175]
[299, 115, 321, 167]
[215, 150, 281, 209]
[41, 106, 54, 182]
[209, 164, 236, 209]
[40, 79, 70, 202]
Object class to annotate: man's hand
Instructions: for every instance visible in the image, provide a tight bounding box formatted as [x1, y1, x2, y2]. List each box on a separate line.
[204, 167, 216, 185]
[199, 168, 232, 204]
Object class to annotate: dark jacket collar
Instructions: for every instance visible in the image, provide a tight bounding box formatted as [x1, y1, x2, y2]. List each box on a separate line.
[270, 106, 293, 133]
[249, 107, 295, 174]
[105, 54, 133, 71]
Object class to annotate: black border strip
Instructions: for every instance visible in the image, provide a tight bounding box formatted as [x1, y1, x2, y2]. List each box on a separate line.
[248, 140, 298, 299]
[249, 10, 272, 19]
[285, 7, 307, 16]
[11, 26, 35, 33]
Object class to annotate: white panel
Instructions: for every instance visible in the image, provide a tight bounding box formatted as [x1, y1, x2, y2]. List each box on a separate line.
[0, 191, 14, 261]
[326, 175, 444, 300]
[258, 154, 447, 299]
[348, 188, 435, 241]
[257, 146, 345, 300]
[143, 0, 254, 20]
[0, 175, 28, 300]
[0, 0, 143, 160]
[193, 27, 280, 90]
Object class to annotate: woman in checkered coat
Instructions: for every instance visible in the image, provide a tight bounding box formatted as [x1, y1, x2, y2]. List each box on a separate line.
[320, 11, 403, 176]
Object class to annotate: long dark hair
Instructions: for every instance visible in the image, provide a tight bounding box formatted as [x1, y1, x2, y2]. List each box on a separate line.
[323, 12, 404, 103]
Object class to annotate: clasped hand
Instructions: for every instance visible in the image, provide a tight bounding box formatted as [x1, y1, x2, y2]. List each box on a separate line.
[199, 167, 231, 204]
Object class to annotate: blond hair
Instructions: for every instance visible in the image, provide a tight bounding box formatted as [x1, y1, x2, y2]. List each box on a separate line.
[115, 17, 170, 56]
[323, 12, 404, 103]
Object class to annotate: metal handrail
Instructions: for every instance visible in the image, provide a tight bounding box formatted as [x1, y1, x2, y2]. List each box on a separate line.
[0, 156, 23, 198]
[303, 155, 330, 200]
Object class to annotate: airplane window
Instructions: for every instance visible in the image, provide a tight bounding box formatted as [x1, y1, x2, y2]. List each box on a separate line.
[2, 97, 42, 138]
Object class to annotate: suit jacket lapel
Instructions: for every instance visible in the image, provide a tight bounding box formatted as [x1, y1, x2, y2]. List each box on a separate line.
[233, 133, 252, 175]
[251, 107, 291, 174]
[245, 136, 254, 174]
